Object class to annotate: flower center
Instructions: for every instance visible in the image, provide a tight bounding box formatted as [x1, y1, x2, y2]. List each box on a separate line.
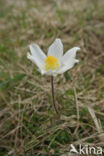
[44, 56, 59, 70]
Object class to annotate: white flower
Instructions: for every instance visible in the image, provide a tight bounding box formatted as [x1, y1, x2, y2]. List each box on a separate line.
[27, 38, 80, 76]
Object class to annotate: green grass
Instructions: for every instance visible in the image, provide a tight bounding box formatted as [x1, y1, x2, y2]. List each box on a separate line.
[0, 0, 104, 155]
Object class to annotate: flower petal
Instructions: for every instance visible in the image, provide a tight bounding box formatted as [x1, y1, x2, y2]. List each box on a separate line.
[44, 70, 58, 76]
[48, 38, 63, 59]
[57, 47, 80, 74]
[28, 44, 46, 70]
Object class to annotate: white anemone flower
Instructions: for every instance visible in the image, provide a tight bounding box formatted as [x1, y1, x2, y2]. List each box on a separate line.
[27, 38, 80, 76]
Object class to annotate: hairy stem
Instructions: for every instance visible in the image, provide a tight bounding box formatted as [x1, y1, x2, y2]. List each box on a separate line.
[51, 76, 58, 114]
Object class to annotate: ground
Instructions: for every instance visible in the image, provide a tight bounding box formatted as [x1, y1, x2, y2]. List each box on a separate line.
[0, 0, 104, 155]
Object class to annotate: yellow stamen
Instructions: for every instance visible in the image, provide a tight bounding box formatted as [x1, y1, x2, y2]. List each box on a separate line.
[44, 56, 59, 70]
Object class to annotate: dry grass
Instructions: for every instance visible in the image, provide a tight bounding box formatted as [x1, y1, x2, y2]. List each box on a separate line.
[0, 0, 104, 155]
